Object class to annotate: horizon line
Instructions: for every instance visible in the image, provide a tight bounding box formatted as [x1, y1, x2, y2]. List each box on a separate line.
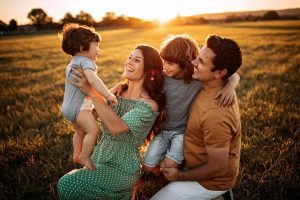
[1, 6, 299, 25]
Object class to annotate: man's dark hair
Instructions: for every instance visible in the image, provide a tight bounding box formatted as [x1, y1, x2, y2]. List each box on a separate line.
[206, 35, 242, 80]
[59, 23, 100, 56]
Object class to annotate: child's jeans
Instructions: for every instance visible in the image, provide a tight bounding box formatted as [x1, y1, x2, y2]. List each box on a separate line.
[144, 128, 185, 167]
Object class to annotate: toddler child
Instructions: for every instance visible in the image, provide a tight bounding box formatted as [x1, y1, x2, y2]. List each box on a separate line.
[59, 23, 117, 170]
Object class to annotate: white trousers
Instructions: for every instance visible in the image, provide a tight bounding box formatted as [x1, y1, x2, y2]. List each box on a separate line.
[150, 181, 227, 200]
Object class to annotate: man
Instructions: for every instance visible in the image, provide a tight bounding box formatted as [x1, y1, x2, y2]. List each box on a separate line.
[151, 35, 242, 200]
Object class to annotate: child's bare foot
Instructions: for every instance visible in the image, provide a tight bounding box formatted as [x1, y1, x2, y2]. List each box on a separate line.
[153, 169, 162, 176]
[79, 154, 96, 170]
[73, 155, 81, 163]
[151, 166, 162, 176]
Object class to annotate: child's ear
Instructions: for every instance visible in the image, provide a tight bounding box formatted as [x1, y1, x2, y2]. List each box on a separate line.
[215, 68, 227, 79]
[79, 46, 84, 52]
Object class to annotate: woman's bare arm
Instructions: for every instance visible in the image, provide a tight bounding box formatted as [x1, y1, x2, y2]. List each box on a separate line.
[69, 67, 129, 136]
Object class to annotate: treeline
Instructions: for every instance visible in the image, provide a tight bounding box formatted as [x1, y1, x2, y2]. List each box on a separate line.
[0, 8, 299, 34]
[167, 10, 300, 26]
[0, 8, 158, 34]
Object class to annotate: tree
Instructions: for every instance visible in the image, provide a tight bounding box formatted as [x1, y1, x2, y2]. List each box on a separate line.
[60, 12, 76, 25]
[75, 11, 94, 26]
[27, 8, 48, 28]
[8, 19, 17, 31]
[101, 12, 117, 26]
[0, 20, 8, 32]
[263, 11, 280, 20]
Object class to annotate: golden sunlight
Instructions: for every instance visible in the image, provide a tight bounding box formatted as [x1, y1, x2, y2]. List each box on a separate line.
[1, 0, 299, 25]
[101, 1, 179, 23]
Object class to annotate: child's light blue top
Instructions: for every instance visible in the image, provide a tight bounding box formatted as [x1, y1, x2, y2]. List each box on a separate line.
[61, 56, 97, 122]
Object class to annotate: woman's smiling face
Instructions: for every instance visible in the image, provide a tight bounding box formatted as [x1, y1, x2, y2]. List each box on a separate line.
[123, 49, 145, 81]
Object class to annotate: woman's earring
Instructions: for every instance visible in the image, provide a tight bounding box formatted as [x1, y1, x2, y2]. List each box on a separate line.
[149, 69, 156, 81]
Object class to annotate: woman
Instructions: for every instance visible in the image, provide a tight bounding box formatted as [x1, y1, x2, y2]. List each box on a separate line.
[57, 44, 166, 199]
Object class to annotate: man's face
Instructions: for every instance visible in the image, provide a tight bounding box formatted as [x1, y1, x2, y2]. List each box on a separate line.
[191, 46, 216, 83]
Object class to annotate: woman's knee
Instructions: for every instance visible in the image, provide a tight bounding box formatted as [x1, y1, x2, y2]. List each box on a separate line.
[57, 175, 69, 195]
[57, 173, 78, 198]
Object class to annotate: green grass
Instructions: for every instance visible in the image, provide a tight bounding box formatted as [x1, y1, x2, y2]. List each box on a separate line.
[0, 20, 299, 199]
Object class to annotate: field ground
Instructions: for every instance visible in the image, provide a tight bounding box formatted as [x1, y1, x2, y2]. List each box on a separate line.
[0, 20, 299, 199]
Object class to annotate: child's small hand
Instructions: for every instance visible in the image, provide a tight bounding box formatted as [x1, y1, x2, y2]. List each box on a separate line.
[214, 84, 236, 107]
[110, 83, 125, 97]
[107, 94, 118, 105]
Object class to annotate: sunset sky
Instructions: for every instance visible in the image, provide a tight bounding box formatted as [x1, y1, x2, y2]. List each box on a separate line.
[1, 0, 300, 24]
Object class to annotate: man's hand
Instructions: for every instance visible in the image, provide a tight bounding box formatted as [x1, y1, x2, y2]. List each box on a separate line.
[162, 167, 182, 181]
[69, 67, 92, 95]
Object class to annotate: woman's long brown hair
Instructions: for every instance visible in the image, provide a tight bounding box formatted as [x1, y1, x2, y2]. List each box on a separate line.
[135, 44, 166, 140]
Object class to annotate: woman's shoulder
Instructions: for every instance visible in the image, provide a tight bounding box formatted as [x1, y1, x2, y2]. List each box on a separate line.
[116, 96, 158, 112]
[142, 98, 159, 112]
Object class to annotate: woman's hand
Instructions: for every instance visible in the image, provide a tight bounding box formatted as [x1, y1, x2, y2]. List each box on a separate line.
[214, 83, 236, 107]
[92, 108, 99, 120]
[69, 67, 92, 95]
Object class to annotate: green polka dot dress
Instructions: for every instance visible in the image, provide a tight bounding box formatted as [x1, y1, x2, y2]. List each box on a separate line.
[57, 97, 159, 200]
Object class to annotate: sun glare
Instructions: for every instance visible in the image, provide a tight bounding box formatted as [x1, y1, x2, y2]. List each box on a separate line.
[113, 0, 184, 23]
[149, 13, 176, 23]
[114, 2, 178, 24]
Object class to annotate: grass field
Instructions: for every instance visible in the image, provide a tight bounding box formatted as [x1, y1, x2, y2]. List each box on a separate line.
[0, 20, 299, 200]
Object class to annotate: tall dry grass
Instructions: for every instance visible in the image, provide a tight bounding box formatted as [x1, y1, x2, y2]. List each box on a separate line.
[0, 20, 299, 199]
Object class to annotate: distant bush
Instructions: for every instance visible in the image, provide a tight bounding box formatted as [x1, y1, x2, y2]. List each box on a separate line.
[263, 11, 280, 20]
[8, 19, 17, 31]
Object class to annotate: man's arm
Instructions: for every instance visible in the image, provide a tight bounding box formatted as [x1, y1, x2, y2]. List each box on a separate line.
[163, 144, 229, 182]
[163, 108, 232, 182]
